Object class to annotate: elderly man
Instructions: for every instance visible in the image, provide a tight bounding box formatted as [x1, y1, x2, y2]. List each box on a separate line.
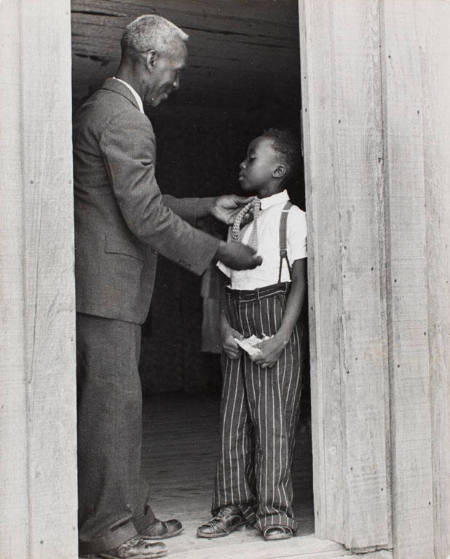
[74, 14, 261, 559]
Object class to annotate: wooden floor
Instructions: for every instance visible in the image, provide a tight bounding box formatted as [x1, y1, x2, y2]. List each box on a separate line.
[142, 392, 352, 559]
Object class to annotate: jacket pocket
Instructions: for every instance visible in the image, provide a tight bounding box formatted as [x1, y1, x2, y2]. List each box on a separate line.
[104, 235, 144, 262]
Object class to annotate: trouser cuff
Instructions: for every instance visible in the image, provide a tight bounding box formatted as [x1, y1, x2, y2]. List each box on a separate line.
[256, 515, 297, 532]
[79, 517, 137, 555]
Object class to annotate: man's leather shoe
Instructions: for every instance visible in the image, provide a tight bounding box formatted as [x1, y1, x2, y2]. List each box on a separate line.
[197, 505, 247, 538]
[98, 535, 167, 558]
[142, 519, 183, 540]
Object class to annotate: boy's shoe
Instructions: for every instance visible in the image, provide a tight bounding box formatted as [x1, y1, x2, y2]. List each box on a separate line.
[262, 526, 295, 541]
[97, 535, 167, 558]
[197, 506, 247, 538]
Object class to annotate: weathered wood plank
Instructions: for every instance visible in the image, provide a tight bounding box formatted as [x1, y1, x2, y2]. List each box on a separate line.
[71, 0, 298, 29]
[71, 0, 300, 108]
[0, 5, 29, 558]
[299, 0, 343, 542]
[0, 1, 77, 558]
[299, 0, 391, 551]
[71, 10, 298, 46]
[380, 2, 435, 558]
[415, 2, 450, 558]
[332, 2, 390, 550]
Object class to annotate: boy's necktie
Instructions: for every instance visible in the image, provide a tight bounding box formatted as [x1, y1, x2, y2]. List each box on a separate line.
[230, 199, 261, 250]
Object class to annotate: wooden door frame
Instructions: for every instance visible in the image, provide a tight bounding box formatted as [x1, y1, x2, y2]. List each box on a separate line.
[299, 1, 392, 552]
[298, 2, 450, 559]
[0, 1, 78, 558]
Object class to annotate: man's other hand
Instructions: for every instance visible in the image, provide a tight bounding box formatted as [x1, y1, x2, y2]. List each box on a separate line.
[211, 194, 255, 225]
[216, 241, 262, 270]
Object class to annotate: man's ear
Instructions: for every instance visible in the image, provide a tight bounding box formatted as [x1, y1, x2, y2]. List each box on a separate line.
[145, 50, 158, 71]
[273, 164, 287, 179]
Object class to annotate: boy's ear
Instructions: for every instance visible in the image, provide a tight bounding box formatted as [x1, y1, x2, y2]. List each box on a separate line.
[273, 164, 287, 179]
[145, 50, 158, 71]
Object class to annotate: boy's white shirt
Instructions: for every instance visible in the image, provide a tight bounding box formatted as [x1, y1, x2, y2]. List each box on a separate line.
[218, 190, 307, 290]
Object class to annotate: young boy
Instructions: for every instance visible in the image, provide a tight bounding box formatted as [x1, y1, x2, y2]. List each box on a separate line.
[197, 129, 307, 541]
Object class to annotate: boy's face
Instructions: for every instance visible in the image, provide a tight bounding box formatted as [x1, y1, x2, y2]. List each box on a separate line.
[238, 137, 281, 192]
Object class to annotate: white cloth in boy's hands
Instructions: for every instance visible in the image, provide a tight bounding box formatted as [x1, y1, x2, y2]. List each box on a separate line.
[234, 334, 273, 357]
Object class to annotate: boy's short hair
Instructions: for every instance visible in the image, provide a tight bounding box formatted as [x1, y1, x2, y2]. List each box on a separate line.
[261, 128, 300, 182]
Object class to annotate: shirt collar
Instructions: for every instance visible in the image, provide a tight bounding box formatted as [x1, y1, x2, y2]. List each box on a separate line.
[112, 77, 144, 113]
[259, 189, 289, 210]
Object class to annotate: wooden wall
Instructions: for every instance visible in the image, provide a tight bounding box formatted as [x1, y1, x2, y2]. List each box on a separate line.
[397, 3, 450, 557]
[0, 1, 77, 558]
[381, 3, 433, 557]
[378, 3, 450, 557]
[300, 1, 450, 558]
[419, 3, 450, 555]
[71, 0, 300, 111]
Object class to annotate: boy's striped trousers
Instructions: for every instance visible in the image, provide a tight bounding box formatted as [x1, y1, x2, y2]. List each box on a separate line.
[212, 282, 303, 532]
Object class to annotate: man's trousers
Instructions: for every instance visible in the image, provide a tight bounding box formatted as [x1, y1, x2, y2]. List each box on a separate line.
[76, 313, 155, 554]
[212, 283, 303, 532]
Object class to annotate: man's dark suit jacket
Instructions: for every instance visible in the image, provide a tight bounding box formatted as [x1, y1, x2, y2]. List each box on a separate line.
[73, 78, 220, 324]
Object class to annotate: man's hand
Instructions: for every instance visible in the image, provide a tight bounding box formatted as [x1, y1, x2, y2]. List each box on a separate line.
[216, 241, 262, 270]
[211, 194, 255, 225]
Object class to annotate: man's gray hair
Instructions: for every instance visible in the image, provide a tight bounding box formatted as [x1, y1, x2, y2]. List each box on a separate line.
[121, 14, 189, 57]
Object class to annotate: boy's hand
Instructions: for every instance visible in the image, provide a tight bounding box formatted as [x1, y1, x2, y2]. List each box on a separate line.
[222, 324, 244, 360]
[252, 335, 288, 368]
[211, 194, 255, 225]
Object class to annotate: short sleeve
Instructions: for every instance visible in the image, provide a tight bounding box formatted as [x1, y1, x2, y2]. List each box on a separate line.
[287, 205, 307, 260]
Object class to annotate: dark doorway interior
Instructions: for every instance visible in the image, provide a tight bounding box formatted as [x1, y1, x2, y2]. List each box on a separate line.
[71, 0, 312, 545]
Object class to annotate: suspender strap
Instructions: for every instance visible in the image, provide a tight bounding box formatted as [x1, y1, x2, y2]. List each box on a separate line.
[278, 200, 293, 283]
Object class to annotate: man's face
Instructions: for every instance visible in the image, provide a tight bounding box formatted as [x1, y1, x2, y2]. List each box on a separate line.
[144, 40, 187, 107]
[238, 137, 280, 192]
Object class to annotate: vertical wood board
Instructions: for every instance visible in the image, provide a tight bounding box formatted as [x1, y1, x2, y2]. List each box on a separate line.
[299, 0, 345, 541]
[380, 2, 434, 558]
[0, 4, 30, 558]
[299, 0, 391, 550]
[0, 1, 78, 558]
[416, 2, 450, 558]
[331, 1, 390, 549]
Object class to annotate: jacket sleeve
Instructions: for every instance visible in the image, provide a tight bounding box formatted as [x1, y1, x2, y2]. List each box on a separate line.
[162, 194, 214, 226]
[99, 110, 219, 275]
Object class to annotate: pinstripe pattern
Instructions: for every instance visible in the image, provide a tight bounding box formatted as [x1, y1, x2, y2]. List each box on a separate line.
[213, 283, 302, 532]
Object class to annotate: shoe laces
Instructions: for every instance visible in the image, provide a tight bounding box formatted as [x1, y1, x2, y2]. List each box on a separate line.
[119, 535, 159, 550]
[215, 506, 241, 521]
